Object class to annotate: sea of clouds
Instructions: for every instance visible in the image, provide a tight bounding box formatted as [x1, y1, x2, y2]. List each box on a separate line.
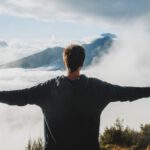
[1, 25, 150, 149]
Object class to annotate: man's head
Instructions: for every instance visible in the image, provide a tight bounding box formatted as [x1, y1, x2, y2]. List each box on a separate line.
[63, 44, 85, 72]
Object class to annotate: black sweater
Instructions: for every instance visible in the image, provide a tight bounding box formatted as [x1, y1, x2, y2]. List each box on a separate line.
[0, 75, 150, 150]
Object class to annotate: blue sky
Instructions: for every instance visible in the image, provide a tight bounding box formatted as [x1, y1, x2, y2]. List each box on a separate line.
[0, 0, 149, 40]
[0, 15, 106, 39]
[0, 0, 149, 55]
[0, 0, 149, 48]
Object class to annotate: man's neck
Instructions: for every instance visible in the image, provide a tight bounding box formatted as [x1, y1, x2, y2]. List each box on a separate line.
[67, 71, 80, 81]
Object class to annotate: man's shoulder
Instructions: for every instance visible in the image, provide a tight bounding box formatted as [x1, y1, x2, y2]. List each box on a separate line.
[43, 75, 66, 87]
[88, 76, 103, 83]
[43, 75, 64, 83]
[87, 77, 114, 89]
[44, 75, 109, 87]
[37, 76, 58, 87]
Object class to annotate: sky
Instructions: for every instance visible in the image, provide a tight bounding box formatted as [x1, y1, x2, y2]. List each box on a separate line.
[1, 0, 150, 150]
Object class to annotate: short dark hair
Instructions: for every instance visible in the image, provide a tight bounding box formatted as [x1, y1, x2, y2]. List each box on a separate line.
[63, 44, 85, 72]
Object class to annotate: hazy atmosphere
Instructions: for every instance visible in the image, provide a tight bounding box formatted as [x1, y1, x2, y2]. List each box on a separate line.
[0, 0, 150, 149]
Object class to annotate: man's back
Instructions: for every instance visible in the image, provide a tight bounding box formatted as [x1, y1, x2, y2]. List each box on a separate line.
[42, 75, 150, 150]
[43, 75, 102, 150]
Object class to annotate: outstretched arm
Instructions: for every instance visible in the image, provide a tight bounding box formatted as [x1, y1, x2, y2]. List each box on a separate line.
[0, 80, 51, 106]
[107, 84, 150, 102]
[91, 78, 150, 102]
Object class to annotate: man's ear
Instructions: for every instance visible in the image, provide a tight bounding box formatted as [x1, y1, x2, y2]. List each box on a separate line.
[63, 53, 66, 66]
[78, 66, 82, 71]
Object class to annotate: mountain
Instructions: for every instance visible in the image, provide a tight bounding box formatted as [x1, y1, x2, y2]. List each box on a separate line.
[83, 33, 115, 66]
[0, 33, 115, 70]
[0, 41, 8, 48]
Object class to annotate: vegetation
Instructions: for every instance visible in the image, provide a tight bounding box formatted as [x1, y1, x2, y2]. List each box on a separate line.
[25, 119, 150, 150]
[100, 119, 150, 150]
[25, 138, 44, 150]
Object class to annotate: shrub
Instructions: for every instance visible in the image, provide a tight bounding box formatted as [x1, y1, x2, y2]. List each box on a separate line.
[26, 138, 44, 150]
[100, 119, 150, 150]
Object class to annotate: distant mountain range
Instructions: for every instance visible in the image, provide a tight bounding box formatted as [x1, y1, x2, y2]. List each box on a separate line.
[0, 41, 8, 48]
[0, 33, 115, 70]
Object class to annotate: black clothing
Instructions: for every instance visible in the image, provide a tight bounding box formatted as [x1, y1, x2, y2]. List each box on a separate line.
[0, 75, 150, 150]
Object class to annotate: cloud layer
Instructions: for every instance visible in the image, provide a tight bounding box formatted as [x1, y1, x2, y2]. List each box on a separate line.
[1, 25, 150, 149]
[0, 0, 150, 23]
[85, 25, 150, 132]
[0, 68, 64, 150]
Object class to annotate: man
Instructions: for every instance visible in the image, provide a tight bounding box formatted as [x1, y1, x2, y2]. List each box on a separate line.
[0, 44, 150, 150]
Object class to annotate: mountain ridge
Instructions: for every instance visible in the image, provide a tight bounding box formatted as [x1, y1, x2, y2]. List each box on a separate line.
[0, 33, 115, 70]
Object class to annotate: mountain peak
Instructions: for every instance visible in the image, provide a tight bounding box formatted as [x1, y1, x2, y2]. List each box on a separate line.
[101, 33, 116, 38]
[0, 41, 8, 48]
[0, 34, 115, 70]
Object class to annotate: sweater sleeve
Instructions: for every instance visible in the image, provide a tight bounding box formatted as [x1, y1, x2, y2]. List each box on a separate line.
[91, 78, 150, 103]
[0, 80, 51, 106]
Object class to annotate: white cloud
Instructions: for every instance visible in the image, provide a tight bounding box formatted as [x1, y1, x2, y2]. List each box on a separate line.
[0, 68, 65, 150]
[86, 24, 150, 86]
[0, 104, 44, 150]
[84, 24, 150, 132]
[0, 0, 150, 24]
